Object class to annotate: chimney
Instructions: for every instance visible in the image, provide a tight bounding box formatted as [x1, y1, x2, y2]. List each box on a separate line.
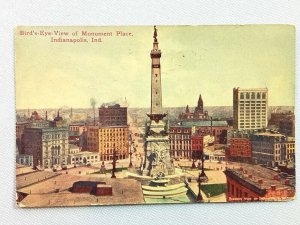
[285, 179, 290, 185]
[273, 175, 280, 181]
[258, 179, 263, 184]
[210, 117, 213, 135]
[248, 174, 253, 179]
[271, 185, 276, 191]
[240, 167, 243, 171]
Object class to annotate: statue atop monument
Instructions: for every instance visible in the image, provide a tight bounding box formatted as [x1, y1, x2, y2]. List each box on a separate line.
[153, 25, 158, 42]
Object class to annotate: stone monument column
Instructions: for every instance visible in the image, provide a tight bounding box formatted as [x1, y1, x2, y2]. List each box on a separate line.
[143, 26, 174, 177]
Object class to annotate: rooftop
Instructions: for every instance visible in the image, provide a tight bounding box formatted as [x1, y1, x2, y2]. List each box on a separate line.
[69, 151, 99, 156]
[17, 174, 144, 207]
[254, 132, 285, 137]
[224, 164, 295, 196]
[16, 170, 60, 189]
[173, 120, 228, 128]
[233, 87, 268, 92]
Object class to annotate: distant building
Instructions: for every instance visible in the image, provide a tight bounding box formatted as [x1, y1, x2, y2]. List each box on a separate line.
[285, 137, 295, 164]
[16, 122, 31, 140]
[233, 88, 268, 130]
[169, 126, 192, 159]
[87, 125, 129, 161]
[251, 132, 287, 167]
[224, 165, 295, 202]
[191, 135, 204, 152]
[99, 104, 127, 126]
[21, 112, 69, 168]
[68, 123, 87, 146]
[16, 154, 33, 167]
[179, 94, 209, 121]
[86, 125, 100, 152]
[67, 151, 100, 165]
[68, 144, 81, 154]
[169, 120, 227, 160]
[98, 126, 129, 161]
[180, 120, 228, 144]
[279, 118, 295, 137]
[16, 122, 31, 153]
[227, 138, 252, 163]
[268, 111, 294, 127]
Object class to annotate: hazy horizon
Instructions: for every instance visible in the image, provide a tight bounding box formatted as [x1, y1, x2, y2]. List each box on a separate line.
[16, 105, 295, 111]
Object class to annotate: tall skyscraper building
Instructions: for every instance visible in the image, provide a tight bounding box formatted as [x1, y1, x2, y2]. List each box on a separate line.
[233, 87, 268, 130]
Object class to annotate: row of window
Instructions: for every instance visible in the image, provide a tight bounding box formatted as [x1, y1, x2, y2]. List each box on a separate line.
[71, 155, 98, 161]
[239, 92, 267, 99]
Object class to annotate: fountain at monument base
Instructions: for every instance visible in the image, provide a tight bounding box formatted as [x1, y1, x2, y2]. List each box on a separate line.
[127, 168, 192, 203]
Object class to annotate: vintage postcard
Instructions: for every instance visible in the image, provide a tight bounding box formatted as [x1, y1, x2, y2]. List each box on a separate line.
[15, 25, 295, 207]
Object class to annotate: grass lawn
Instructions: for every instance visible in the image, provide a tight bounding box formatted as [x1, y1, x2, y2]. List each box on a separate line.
[92, 167, 128, 174]
[201, 183, 226, 197]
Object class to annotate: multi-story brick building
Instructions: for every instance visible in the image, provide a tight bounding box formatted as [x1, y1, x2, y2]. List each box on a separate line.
[98, 104, 127, 126]
[169, 126, 192, 159]
[227, 138, 252, 163]
[251, 132, 287, 167]
[87, 125, 129, 161]
[279, 118, 295, 137]
[233, 88, 268, 130]
[268, 111, 294, 127]
[21, 112, 69, 168]
[224, 165, 295, 202]
[68, 123, 86, 145]
[86, 125, 100, 152]
[181, 120, 228, 144]
[98, 126, 129, 161]
[16, 121, 31, 153]
[191, 135, 204, 159]
[169, 121, 223, 159]
[285, 137, 295, 164]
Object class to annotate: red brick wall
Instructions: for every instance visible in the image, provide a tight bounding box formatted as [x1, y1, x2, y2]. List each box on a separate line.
[229, 138, 252, 158]
[191, 135, 204, 151]
[226, 176, 294, 202]
[226, 176, 260, 202]
[96, 186, 112, 196]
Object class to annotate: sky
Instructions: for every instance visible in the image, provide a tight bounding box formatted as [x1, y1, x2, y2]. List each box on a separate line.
[15, 25, 295, 109]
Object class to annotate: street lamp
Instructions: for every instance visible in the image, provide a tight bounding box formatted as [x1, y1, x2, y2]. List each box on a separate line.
[191, 151, 196, 169]
[128, 134, 133, 168]
[111, 148, 118, 178]
[197, 151, 208, 202]
[200, 151, 207, 179]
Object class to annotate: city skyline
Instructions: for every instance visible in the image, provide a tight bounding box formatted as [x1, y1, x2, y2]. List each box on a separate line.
[15, 25, 295, 207]
[15, 25, 295, 109]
